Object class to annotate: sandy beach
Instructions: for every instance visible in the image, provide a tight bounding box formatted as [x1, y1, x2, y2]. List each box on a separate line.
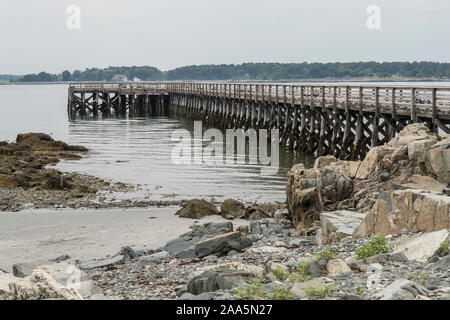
[0, 207, 248, 272]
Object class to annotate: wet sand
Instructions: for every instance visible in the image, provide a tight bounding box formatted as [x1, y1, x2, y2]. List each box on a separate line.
[0, 208, 248, 272]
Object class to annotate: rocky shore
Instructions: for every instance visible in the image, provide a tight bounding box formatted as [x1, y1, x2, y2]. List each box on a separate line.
[0, 133, 183, 211]
[0, 124, 449, 301]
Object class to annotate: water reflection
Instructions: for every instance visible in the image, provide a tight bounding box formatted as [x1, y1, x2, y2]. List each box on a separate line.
[56, 116, 314, 203]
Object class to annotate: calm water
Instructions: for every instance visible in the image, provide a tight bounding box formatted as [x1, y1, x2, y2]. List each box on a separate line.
[0, 84, 314, 203]
[3, 82, 445, 203]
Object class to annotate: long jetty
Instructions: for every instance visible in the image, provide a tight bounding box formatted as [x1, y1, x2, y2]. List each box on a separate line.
[68, 82, 450, 160]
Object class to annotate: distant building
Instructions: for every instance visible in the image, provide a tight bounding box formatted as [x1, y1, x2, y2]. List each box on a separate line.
[112, 74, 128, 82]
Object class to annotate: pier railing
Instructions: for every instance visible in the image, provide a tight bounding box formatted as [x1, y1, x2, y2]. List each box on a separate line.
[71, 82, 450, 120]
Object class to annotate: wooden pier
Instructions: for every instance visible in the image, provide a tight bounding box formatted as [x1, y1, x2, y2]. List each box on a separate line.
[68, 83, 170, 119]
[68, 82, 450, 160]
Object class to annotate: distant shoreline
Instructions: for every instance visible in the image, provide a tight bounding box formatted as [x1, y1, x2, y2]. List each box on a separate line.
[2, 77, 450, 85]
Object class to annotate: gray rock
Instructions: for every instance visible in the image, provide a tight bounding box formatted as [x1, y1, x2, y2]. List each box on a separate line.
[13, 263, 40, 278]
[246, 246, 287, 254]
[430, 255, 450, 271]
[289, 238, 315, 248]
[393, 229, 450, 262]
[221, 199, 247, 220]
[10, 263, 103, 300]
[187, 270, 220, 295]
[316, 210, 367, 245]
[273, 209, 293, 229]
[249, 219, 289, 236]
[79, 255, 125, 270]
[195, 232, 252, 258]
[187, 269, 256, 295]
[174, 285, 187, 297]
[306, 258, 329, 278]
[189, 222, 234, 237]
[175, 247, 197, 259]
[227, 250, 239, 257]
[373, 279, 431, 300]
[215, 269, 256, 290]
[348, 253, 408, 272]
[135, 250, 146, 257]
[175, 199, 219, 219]
[248, 234, 263, 242]
[133, 251, 170, 269]
[204, 255, 219, 261]
[118, 246, 138, 261]
[164, 237, 201, 256]
[164, 222, 234, 256]
[290, 278, 328, 299]
[49, 255, 71, 263]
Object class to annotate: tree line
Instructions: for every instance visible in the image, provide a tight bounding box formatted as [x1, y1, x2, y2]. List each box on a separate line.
[17, 62, 450, 82]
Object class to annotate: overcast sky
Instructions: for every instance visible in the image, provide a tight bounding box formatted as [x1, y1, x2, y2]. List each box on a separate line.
[1, 0, 449, 74]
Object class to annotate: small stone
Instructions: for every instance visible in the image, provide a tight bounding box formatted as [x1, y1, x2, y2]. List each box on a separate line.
[326, 259, 352, 277]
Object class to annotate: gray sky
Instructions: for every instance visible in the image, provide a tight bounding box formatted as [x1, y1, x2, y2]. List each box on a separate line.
[1, 0, 449, 74]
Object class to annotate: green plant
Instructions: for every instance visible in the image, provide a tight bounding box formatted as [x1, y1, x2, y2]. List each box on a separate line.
[355, 234, 391, 260]
[234, 280, 265, 300]
[272, 266, 289, 281]
[304, 286, 335, 298]
[315, 248, 335, 260]
[419, 272, 430, 288]
[289, 260, 312, 283]
[440, 242, 449, 255]
[354, 287, 366, 296]
[234, 280, 293, 300]
[267, 285, 293, 300]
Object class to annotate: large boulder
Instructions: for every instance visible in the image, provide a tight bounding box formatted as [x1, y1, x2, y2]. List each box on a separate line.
[326, 259, 352, 277]
[286, 164, 353, 228]
[424, 136, 450, 184]
[194, 232, 253, 258]
[373, 279, 430, 300]
[400, 174, 446, 193]
[315, 210, 367, 245]
[246, 203, 284, 220]
[220, 199, 247, 220]
[0, 270, 18, 297]
[13, 261, 49, 278]
[387, 123, 438, 149]
[8, 263, 103, 300]
[273, 208, 294, 228]
[314, 155, 337, 169]
[392, 230, 450, 262]
[355, 145, 396, 180]
[187, 269, 256, 295]
[354, 189, 450, 238]
[176, 199, 219, 219]
[163, 222, 233, 257]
